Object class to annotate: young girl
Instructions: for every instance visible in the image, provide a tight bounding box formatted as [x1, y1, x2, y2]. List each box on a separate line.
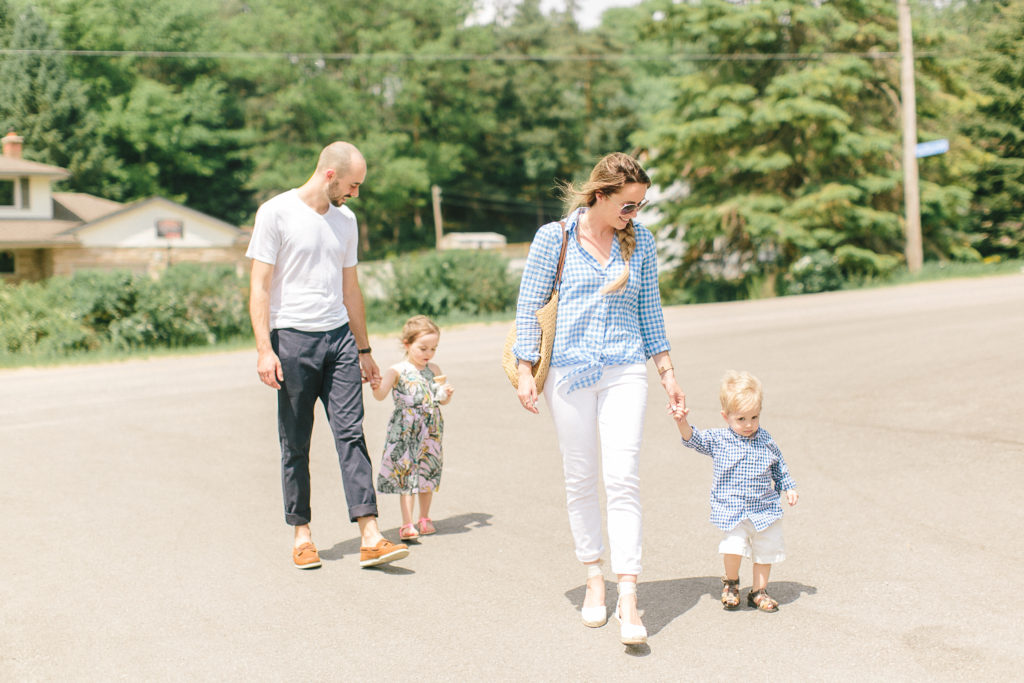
[373, 315, 454, 541]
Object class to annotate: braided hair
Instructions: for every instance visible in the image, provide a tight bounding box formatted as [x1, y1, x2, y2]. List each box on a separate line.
[557, 152, 650, 294]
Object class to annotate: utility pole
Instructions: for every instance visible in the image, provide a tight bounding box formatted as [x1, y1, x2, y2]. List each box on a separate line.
[431, 184, 443, 250]
[898, 0, 923, 273]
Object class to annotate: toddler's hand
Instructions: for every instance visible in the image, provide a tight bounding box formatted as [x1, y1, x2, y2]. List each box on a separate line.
[667, 402, 689, 421]
[786, 489, 799, 506]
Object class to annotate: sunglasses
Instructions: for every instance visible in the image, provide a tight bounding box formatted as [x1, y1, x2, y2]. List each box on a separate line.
[618, 199, 649, 216]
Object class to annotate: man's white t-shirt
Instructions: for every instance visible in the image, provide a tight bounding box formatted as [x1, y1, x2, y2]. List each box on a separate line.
[246, 189, 358, 332]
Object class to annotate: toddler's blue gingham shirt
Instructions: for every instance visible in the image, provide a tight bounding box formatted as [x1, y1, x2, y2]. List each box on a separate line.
[512, 207, 670, 393]
[682, 426, 797, 531]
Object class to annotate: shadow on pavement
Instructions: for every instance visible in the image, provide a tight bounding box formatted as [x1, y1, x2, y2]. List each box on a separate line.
[318, 511, 494, 562]
[564, 576, 818, 637]
[431, 511, 494, 536]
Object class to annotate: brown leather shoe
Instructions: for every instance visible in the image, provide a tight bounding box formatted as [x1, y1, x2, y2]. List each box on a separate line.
[292, 542, 322, 569]
[359, 539, 409, 568]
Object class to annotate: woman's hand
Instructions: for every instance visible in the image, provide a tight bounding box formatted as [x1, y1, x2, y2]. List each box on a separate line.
[660, 369, 686, 415]
[517, 360, 539, 414]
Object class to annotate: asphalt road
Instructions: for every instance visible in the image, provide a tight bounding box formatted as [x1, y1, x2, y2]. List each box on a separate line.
[2, 274, 1023, 681]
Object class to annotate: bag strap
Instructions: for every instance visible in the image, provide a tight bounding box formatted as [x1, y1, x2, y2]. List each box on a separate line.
[550, 220, 568, 297]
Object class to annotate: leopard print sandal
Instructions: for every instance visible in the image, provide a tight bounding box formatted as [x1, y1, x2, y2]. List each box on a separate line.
[747, 588, 779, 612]
[720, 577, 740, 610]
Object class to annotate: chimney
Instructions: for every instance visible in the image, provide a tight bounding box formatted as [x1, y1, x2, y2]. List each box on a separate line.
[2, 131, 24, 158]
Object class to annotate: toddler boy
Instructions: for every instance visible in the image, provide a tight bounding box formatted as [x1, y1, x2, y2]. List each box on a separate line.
[672, 370, 798, 612]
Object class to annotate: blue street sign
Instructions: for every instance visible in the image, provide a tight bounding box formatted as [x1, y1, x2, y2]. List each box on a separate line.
[915, 138, 949, 158]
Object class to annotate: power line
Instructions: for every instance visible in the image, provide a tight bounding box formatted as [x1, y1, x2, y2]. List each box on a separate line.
[0, 48, 954, 62]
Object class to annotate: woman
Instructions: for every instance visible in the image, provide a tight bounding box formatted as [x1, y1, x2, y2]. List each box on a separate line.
[513, 152, 685, 646]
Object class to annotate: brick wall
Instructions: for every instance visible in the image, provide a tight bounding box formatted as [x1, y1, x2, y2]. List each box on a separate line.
[0, 248, 49, 284]
[50, 245, 250, 278]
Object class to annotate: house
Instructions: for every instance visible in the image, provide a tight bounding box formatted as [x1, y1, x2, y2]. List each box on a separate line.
[0, 131, 249, 284]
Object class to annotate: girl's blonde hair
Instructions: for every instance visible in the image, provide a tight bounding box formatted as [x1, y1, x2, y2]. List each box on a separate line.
[719, 370, 764, 415]
[400, 315, 440, 347]
[557, 152, 650, 294]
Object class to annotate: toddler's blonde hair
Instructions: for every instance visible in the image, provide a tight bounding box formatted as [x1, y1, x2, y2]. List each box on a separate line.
[719, 370, 763, 415]
[400, 315, 440, 347]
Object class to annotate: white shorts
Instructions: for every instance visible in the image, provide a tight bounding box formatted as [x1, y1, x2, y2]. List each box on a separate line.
[718, 519, 785, 564]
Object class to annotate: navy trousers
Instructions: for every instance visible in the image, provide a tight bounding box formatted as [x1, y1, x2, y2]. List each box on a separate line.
[271, 324, 377, 525]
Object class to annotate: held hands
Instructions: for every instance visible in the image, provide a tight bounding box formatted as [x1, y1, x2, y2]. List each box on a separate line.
[661, 369, 687, 419]
[667, 402, 689, 421]
[666, 401, 692, 440]
[786, 490, 799, 506]
[359, 353, 382, 390]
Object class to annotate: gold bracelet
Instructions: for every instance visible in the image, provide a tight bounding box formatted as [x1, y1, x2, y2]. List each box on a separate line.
[658, 365, 674, 376]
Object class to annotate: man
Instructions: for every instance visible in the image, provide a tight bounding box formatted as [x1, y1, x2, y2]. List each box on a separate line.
[247, 141, 408, 569]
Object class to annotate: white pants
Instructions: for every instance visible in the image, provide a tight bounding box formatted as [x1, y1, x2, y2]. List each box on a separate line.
[544, 363, 647, 576]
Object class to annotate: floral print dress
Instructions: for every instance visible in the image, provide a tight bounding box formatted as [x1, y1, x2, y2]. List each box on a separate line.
[377, 361, 444, 494]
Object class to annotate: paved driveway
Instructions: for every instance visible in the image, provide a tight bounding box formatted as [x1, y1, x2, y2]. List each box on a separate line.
[2, 274, 1022, 680]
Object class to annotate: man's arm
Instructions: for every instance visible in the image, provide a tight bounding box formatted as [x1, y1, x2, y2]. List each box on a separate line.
[250, 259, 283, 389]
[342, 265, 380, 388]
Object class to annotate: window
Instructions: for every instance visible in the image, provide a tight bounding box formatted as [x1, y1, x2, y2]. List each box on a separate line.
[0, 251, 14, 274]
[155, 218, 183, 239]
[0, 180, 13, 206]
[0, 178, 32, 208]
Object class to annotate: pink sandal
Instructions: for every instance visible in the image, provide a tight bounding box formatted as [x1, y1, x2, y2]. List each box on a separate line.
[399, 523, 419, 540]
[417, 517, 436, 535]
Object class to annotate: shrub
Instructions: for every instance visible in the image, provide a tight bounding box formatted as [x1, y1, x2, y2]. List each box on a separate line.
[780, 249, 844, 295]
[0, 264, 251, 359]
[0, 278, 97, 355]
[389, 250, 516, 317]
[834, 245, 900, 285]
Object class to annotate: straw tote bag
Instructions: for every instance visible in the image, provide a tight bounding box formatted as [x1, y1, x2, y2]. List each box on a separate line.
[502, 221, 568, 392]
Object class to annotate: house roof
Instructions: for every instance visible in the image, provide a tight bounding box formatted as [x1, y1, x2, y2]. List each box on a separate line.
[0, 194, 124, 247]
[1, 193, 242, 248]
[0, 156, 69, 178]
[67, 196, 241, 236]
[0, 219, 80, 246]
[52, 192, 125, 222]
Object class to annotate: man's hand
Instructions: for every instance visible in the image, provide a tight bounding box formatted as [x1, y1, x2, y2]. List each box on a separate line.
[359, 354, 381, 389]
[257, 349, 283, 389]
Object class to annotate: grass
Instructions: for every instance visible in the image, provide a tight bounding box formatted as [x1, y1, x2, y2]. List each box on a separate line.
[0, 335, 256, 370]
[854, 258, 1024, 288]
[0, 311, 516, 370]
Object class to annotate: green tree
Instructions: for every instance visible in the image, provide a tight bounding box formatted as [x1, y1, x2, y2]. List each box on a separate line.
[99, 76, 253, 223]
[632, 0, 977, 300]
[431, 0, 641, 242]
[33, 0, 254, 225]
[0, 4, 114, 193]
[958, 0, 1024, 259]
[218, 0, 475, 250]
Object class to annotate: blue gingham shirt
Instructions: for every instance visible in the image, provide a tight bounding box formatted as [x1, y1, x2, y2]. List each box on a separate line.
[682, 426, 797, 531]
[513, 207, 671, 392]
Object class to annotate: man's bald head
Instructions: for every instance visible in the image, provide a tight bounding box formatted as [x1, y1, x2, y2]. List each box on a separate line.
[316, 141, 364, 176]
